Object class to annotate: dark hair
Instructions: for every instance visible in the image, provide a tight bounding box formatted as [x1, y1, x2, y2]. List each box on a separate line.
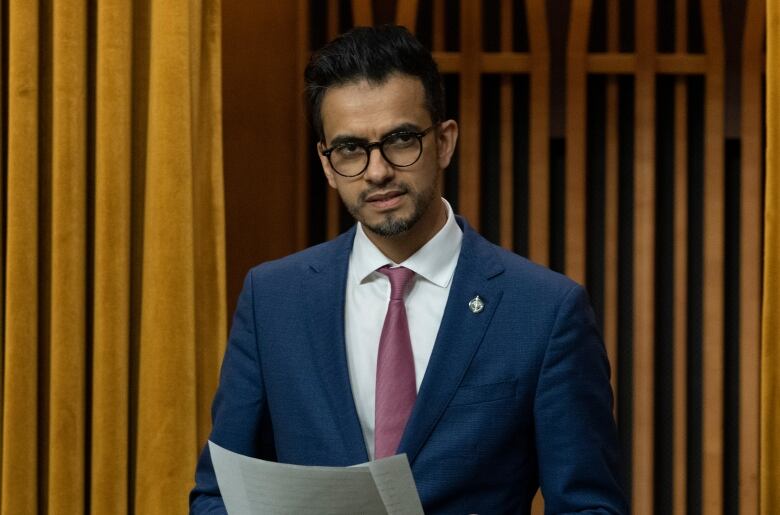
[304, 25, 445, 141]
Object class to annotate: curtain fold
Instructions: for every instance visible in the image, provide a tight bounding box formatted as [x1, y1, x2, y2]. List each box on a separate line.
[49, 1, 88, 512]
[1, 1, 225, 513]
[2, 2, 40, 514]
[763, 1, 780, 513]
[92, 0, 133, 513]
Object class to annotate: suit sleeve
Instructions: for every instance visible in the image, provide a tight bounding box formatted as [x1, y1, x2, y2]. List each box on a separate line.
[190, 271, 268, 514]
[533, 284, 629, 514]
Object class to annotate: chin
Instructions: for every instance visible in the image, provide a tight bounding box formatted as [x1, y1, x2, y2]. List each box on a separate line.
[363, 214, 415, 237]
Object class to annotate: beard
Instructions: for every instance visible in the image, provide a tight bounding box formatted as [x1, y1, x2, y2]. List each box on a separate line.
[343, 180, 438, 237]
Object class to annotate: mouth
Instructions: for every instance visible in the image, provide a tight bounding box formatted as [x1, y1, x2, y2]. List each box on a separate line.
[364, 190, 406, 210]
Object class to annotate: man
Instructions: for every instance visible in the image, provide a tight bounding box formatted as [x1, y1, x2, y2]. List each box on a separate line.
[191, 25, 627, 514]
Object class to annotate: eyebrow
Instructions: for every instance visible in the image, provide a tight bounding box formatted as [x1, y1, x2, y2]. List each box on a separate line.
[327, 122, 424, 148]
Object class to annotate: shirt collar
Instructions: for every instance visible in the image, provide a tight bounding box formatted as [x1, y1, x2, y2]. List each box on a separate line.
[350, 198, 463, 288]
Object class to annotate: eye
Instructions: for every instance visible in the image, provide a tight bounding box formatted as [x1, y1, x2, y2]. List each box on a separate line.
[335, 142, 363, 157]
[385, 132, 416, 148]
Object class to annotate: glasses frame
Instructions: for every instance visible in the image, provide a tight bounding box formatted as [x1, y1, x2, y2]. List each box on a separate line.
[320, 124, 438, 177]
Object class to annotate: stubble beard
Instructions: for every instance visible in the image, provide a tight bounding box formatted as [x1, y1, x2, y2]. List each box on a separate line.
[345, 181, 438, 237]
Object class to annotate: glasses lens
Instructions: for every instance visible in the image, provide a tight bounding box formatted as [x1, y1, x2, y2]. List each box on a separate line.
[330, 144, 368, 176]
[382, 133, 422, 167]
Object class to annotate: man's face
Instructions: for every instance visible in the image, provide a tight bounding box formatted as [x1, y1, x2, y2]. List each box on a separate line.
[318, 75, 457, 238]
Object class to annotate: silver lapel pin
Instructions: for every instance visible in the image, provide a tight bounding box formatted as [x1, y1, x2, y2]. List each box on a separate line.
[468, 295, 484, 314]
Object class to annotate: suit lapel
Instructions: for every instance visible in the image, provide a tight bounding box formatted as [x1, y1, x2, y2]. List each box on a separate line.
[304, 227, 369, 464]
[398, 222, 505, 464]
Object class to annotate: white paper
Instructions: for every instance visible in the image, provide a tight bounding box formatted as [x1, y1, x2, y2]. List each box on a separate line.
[208, 441, 424, 515]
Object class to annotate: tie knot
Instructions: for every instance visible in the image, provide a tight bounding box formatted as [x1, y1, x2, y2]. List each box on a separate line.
[379, 265, 415, 300]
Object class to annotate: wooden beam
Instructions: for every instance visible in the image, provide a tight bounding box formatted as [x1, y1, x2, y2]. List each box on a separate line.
[481, 53, 532, 72]
[395, 0, 419, 32]
[432, 52, 461, 72]
[432, 0, 445, 51]
[351, 0, 373, 26]
[586, 53, 708, 74]
[527, 0, 550, 266]
[297, 0, 310, 249]
[564, 0, 592, 284]
[700, 0, 726, 511]
[739, 0, 765, 513]
[604, 0, 620, 418]
[326, 0, 341, 240]
[633, 0, 656, 512]
[458, 0, 482, 227]
[499, 0, 514, 250]
[672, 3, 689, 514]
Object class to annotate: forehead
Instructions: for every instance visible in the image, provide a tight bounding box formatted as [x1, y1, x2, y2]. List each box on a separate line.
[320, 75, 430, 139]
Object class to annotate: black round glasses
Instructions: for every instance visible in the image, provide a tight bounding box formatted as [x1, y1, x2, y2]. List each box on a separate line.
[320, 124, 437, 177]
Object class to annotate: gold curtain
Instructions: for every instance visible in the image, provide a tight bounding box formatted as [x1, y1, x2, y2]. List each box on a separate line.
[764, 0, 780, 513]
[1, 0, 226, 513]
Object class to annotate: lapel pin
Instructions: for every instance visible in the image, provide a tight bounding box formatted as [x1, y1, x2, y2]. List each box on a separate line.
[468, 295, 484, 314]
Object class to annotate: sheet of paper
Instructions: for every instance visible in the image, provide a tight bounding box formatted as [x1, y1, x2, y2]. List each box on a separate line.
[208, 441, 423, 515]
[365, 454, 426, 514]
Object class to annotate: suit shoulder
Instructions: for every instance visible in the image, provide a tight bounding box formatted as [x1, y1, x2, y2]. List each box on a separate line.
[488, 242, 581, 298]
[246, 230, 353, 281]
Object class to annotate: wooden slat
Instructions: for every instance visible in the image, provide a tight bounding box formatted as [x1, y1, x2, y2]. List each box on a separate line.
[351, 0, 373, 26]
[604, 0, 619, 416]
[499, 0, 514, 250]
[739, 0, 765, 513]
[700, 0, 725, 512]
[673, 75, 689, 515]
[587, 53, 708, 74]
[438, 52, 707, 76]
[432, 52, 461, 72]
[656, 54, 708, 73]
[432, 0, 446, 196]
[297, 0, 310, 249]
[633, 0, 656, 513]
[395, 0, 419, 32]
[433, 52, 534, 74]
[587, 53, 637, 73]
[432, 0, 445, 51]
[527, 0, 550, 266]
[564, 0, 591, 283]
[481, 53, 532, 72]
[458, 0, 482, 227]
[326, 0, 341, 240]
[673, 3, 689, 514]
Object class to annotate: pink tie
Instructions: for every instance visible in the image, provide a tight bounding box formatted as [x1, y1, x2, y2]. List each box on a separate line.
[374, 265, 417, 459]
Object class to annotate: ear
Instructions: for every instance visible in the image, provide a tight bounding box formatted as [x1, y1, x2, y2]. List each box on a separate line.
[317, 142, 339, 189]
[435, 120, 459, 170]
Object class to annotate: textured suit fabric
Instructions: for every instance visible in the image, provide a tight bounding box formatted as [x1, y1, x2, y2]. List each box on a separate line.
[190, 217, 628, 514]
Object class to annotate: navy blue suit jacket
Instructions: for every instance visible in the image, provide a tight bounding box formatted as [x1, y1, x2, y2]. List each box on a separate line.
[191, 218, 628, 514]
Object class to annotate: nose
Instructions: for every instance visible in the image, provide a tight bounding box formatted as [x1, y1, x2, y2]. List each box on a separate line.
[362, 145, 394, 184]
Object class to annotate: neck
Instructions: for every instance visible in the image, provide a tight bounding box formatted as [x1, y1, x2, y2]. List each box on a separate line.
[364, 199, 447, 263]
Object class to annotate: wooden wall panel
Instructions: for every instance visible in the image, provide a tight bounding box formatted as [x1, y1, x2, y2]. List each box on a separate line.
[673, 3, 689, 514]
[458, 1, 482, 227]
[352, 0, 373, 26]
[701, 1, 726, 511]
[565, 0, 591, 285]
[222, 1, 302, 315]
[604, 0, 620, 422]
[632, 0, 656, 512]
[499, 0, 514, 249]
[296, 0, 310, 251]
[527, 0, 550, 266]
[740, 0, 765, 513]
[395, 0, 419, 29]
[326, 0, 342, 240]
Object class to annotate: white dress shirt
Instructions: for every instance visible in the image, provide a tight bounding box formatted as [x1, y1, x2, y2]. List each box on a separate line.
[344, 198, 463, 459]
